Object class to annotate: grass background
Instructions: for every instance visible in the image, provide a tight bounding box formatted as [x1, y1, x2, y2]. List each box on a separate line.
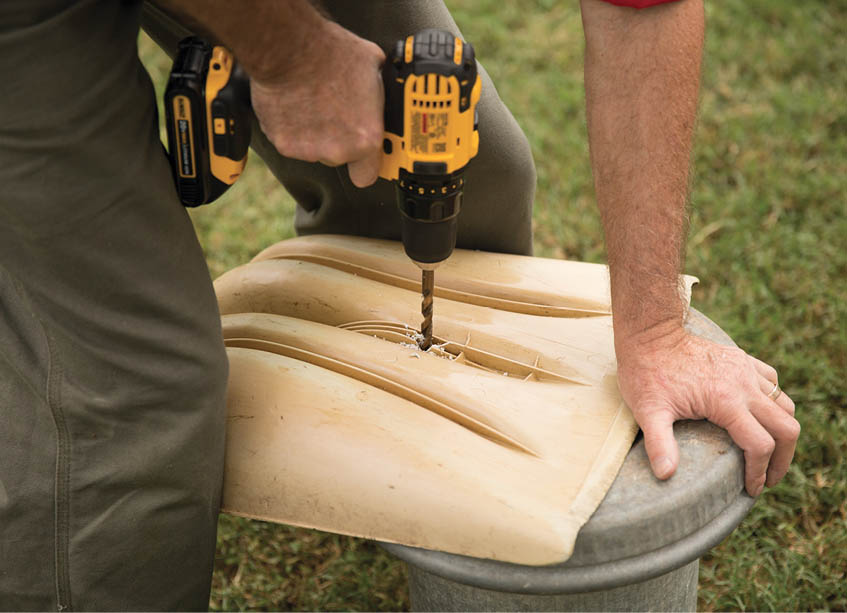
[138, 0, 846, 610]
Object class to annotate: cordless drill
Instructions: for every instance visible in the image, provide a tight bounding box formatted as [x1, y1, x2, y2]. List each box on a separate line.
[164, 31, 481, 349]
[379, 30, 482, 349]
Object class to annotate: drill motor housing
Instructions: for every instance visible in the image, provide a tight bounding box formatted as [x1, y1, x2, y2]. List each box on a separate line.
[380, 29, 481, 266]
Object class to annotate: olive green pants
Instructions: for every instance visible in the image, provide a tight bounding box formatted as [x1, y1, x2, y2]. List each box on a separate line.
[0, 1, 534, 610]
[0, 1, 228, 610]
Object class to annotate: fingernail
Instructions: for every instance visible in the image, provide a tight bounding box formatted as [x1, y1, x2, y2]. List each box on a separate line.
[654, 456, 673, 478]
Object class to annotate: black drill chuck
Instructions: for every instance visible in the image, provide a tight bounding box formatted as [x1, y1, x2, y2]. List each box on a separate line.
[396, 168, 464, 265]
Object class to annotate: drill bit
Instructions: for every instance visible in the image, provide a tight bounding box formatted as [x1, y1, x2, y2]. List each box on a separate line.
[420, 269, 435, 350]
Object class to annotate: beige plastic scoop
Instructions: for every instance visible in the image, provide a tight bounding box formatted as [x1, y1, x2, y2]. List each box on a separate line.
[215, 235, 697, 565]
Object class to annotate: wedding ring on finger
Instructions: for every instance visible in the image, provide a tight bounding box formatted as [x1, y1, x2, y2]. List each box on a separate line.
[767, 381, 782, 402]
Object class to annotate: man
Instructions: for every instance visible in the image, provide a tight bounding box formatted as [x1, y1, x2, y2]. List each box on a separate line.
[0, 0, 798, 609]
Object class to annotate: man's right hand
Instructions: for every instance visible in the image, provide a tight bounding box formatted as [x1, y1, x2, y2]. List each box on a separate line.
[249, 20, 386, 188]
[154, 0, 386, 188]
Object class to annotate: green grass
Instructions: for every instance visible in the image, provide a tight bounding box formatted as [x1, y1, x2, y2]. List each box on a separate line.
[138, 0, 846, 609]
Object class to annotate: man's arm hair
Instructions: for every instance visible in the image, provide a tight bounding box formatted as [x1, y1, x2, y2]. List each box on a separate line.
[580, 0, 704, 351]
[149, 0, 328, 81]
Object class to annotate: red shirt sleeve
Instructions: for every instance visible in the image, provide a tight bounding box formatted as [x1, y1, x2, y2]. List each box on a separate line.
[597, 0, 681, 7]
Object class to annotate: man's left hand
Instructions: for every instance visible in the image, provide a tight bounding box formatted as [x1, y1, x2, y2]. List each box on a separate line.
[615, 325, 800, 497]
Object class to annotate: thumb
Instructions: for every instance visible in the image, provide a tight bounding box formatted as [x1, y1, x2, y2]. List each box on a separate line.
[638, 407, 680, 480]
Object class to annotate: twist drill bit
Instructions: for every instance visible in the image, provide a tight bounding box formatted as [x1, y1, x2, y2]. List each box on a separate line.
[420, 269, 435, 350]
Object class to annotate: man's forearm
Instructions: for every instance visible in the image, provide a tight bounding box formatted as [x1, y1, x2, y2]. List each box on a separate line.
[580, 0, 704, 351]
[150, 0, 327, 80]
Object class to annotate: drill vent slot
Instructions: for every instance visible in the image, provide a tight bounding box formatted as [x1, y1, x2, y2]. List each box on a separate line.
[412, 99, 452, 108]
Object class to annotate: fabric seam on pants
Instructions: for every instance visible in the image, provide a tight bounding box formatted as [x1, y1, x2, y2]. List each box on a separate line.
[27, 310, 72, 612]
[45, 328, 72, 612]
[3, 273, 74, 610]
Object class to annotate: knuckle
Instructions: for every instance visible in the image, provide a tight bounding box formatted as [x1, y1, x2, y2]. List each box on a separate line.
[726, 346, 747, 362]
[759, 437, 776, 457]
[273, 139, 294, 159]
[784, 418, 801, 441]
[753, 354, 777, 372]
[281, 143, 314, 163]
[342, 142, 375, 165]
[356, 126, 383, 153]
[322, 143, 347, 166]
[746, 432, 775, 459]
[785, 397, 796, 416]
[368, 123, 384, 146]
[364, 40, 386, 62]
[745, 471, 765, 492]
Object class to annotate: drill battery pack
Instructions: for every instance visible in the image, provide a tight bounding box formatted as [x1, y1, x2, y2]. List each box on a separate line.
[164, 37, 251, 207]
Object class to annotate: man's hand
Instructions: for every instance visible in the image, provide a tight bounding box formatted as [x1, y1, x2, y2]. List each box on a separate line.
[615, 325, 799, 496]
[152, 0, 385, 187]
[250, 20, 385, 188]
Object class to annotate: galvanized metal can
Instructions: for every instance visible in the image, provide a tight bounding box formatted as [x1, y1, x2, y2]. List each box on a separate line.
[382, 309, 754, 612]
